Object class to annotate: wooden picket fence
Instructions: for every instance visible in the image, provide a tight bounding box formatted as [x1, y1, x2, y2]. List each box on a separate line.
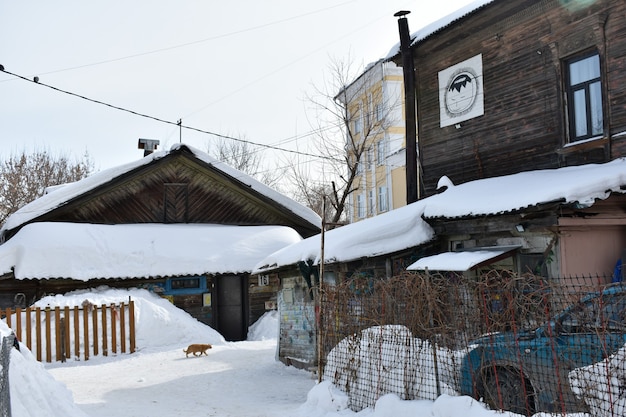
[1, 301, 135, 363]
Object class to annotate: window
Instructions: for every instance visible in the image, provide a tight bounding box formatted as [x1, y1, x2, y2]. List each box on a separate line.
[367, 147, 374, 170]
[566, 52, 603, 142]
[171, 277, 200, 289]
[354, 105, 363, 134]
[378, 186, 388, 212]
[355, 156, 363, 175]
[357, 194, 365, 218]
[368, 190, 374, 215]
[376, 103, 384, 121]
[377, 140, 386, 165]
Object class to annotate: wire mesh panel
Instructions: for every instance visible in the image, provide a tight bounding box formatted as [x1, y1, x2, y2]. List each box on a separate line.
[319, 271, 626, 416]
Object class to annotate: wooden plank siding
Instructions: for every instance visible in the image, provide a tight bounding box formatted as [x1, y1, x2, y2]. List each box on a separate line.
[404, 0, 626, 195]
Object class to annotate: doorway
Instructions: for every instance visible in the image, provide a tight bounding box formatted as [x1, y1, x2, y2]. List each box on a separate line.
[215, 275, 247, 341]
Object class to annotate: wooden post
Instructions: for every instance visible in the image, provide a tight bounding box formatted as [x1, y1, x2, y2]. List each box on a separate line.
[73, 306, 80, 358]
[26, 308, 32, 351]
[111, 303, 117, 354]
[83, 306, 89, 361]
[92, 305, 99, 357]
[101, 304, 108, 356]
[129, 300, 136, 353]
[120, 302, 126, 353]
[15, 307, 22, 341]
[55, 307, 62, 362]
[45, 307, 52, 363]
[63, 307, 71, 361]
[60, 317, 66, 363]
[35, 307, 42, 362]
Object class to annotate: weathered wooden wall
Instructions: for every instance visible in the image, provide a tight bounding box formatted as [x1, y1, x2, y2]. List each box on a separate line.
[411, 0, 626, 194]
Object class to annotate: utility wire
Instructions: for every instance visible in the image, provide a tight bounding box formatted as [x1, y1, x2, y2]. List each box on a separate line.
[0, 1, 357, 81]
[0, 67, 343, 163]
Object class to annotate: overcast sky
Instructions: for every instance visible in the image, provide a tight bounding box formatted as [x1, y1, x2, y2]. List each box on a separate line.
[1, 1, 476, 182]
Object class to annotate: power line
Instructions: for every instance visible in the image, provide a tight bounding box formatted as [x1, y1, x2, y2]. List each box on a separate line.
[0, 1, 357, 81]
[0, 67, 343, 163]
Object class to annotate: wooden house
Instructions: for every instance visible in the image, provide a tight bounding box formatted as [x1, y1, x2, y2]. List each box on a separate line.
[388, 0, 626, 195]
[0, 144, 321, 341]
[382, 0, 626, 284]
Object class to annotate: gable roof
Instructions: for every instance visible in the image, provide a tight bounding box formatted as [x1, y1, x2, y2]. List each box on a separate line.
[385, 0, 496, 60]
[0, 144, 321, 240]
[0, 222, 302, 280]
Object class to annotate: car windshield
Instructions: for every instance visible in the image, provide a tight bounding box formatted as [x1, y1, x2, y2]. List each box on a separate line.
[558, 292, 626, 333]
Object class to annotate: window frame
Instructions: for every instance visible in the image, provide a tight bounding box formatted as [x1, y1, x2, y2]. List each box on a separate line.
[377, 140, 386, 165]
[378, 186, 388, 212]
[357, 194, 365, 218]
[564, 51, 604, 143]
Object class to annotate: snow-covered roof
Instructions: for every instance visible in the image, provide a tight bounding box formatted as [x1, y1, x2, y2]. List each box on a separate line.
[0, 222, 303, 280]
[406, 246, 519, 272]
[254, 158, 626, 272]
[423, 158, 626, 219]
[253, 202, 435, 273]
[385, 0, 495, 60]
[0, 143, 321, 235]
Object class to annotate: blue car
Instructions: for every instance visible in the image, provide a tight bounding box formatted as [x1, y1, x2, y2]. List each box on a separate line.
[458, 284, 626, 415]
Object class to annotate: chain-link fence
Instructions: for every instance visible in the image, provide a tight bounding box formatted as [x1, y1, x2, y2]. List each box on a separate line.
[319, 271, 626, 416]
[1, 333, 15, 417]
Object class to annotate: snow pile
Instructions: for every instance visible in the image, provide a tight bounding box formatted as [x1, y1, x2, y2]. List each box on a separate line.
[247, 310, 278, 341]
[33, 286, 226, 348]
[1, 321, 88, 417]
[569, 343, 626, 417]
[322, 325, 460, 411]
[300, 384, 502, 417]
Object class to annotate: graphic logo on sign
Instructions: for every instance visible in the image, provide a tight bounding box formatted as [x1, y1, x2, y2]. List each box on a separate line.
[439, 54, 484, 127]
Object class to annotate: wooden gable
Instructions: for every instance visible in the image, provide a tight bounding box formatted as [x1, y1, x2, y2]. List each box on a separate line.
[4, 146, 320, 239]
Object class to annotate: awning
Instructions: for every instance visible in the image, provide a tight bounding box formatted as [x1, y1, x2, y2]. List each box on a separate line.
[406, 245, 520, 272]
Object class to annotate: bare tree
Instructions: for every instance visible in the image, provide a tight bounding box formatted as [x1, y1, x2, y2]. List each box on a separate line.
[0, 149, 94, 226]
[289, 56, 399, 225]
[206, 137, 283, 190]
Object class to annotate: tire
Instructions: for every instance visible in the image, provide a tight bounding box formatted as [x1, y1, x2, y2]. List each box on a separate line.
[480, 367, 535, 416]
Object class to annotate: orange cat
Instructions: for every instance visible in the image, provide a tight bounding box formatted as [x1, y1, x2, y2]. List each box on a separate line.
[183, 343, 212, 357]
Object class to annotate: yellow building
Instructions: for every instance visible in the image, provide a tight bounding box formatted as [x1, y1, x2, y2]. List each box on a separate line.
[337, 59, 408, 223]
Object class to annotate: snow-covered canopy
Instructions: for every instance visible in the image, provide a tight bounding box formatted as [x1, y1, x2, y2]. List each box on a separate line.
[406, 246, 519, 272]
[253, 202, 435, 273]
[0, 143, 321, 236]
[385, 0, 495, 60]
[423, 158, 626, 219]
[254, 158, 626, 272]
[0, 222, 303, 280]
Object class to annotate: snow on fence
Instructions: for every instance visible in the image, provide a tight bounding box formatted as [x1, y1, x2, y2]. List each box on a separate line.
[1, 301, 135, 362]
[319, 271, 626, 416]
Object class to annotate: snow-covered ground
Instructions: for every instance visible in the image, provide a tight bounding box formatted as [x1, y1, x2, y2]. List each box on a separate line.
[1, 287, 577, 417]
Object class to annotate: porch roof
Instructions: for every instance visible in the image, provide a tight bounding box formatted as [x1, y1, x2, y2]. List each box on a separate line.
[406, 245, 520, 272]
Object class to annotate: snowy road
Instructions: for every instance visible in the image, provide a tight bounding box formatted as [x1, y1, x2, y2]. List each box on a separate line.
[46, 340, 316, 417]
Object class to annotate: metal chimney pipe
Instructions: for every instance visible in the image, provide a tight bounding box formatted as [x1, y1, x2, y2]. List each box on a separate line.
[395, 11, 419, 204]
